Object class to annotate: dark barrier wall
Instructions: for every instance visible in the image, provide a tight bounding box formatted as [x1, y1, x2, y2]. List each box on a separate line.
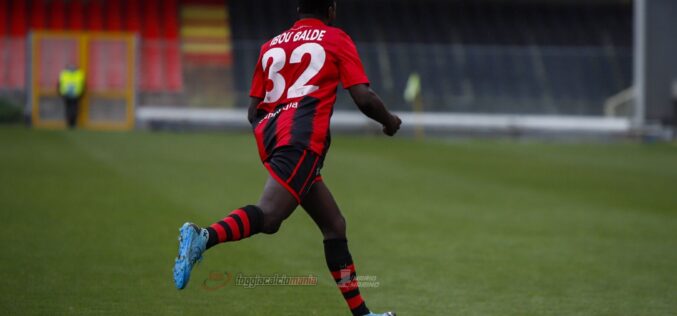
[638, 0, 677, 125]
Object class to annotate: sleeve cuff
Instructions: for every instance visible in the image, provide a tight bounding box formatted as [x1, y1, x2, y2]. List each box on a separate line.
[342, 80, 370, 90]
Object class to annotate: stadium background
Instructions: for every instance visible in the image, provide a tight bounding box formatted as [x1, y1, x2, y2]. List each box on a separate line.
[0, 0, 676, 315]
[0, 0, 647, 128]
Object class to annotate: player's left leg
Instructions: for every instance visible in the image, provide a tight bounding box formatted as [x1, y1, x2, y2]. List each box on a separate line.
[302, 181, 395, 316]
[204, 176, 299, 249]
[174, 146, 319, 289]
[173, 175, 298, 289]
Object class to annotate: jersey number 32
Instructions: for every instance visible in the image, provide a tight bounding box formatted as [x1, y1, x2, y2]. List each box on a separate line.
[262, 43, 326, 103]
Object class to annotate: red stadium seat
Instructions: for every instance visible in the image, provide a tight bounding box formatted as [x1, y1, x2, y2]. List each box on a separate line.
[6, 0, 26, 89]
[142, 0, 161, 39]
[0, 0, 8, 36]
[162, 0, 180, 39]
[125, 0, 142, 32]
[7, 39, 26, 89]
[0, 0, 6, 88]
[0, 0, 8, 91]
[165, 40, 183, 91]
[87, 0, 104, 31]
[88, 40, 102, 90]
[0, 0, 7, 87]
[140, 41, 164, 91]
[49, 0, 67, 30]
[162, 0, 182, 91]
[0, 0, 185, 93]
[0, 39, 5, 87]
[68, 0, 85, 30]
[88, 39, 127, 92]
[105, 0, 123, 31]
[30, 0, 47, 30]
[105, 41, 128, 90]
[9, 0, 27, 36]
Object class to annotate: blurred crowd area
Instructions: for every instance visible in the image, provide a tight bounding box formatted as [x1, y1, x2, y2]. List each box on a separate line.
[0, 0, 632, 115]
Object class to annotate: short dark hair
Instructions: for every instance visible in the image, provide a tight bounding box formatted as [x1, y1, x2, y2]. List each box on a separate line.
[298, 0, 335, 16]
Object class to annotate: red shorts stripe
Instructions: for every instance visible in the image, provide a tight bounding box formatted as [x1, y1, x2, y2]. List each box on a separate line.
[264, 162, 301, 203]
[232, 209, 250, 237]
[263, 147, 324, 203]
[275, 105, 295, 147]
[299, 156, 320, 193]
[286, 150, 308, 183]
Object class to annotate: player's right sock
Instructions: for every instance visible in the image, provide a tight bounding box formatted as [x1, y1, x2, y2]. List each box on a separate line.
[205, 205, 264, 249]
[324, 239, 371, 316]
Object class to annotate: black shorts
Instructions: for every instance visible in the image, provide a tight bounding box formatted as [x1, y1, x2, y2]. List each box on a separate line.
[263, 146, 324, 203]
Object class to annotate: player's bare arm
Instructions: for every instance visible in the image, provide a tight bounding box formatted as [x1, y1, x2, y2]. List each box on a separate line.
[247, 97, 263, 124]
[349, 84, 402, 136]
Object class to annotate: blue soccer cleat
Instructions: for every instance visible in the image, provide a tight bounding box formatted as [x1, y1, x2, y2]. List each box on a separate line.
[365, 312, 396, 316]
[173, 222, 208, 289]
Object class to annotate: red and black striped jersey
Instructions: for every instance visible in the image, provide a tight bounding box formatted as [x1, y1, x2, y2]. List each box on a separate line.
[250, 18, 369, 161]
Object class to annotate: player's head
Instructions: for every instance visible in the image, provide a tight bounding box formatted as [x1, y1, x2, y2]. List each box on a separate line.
[298, 0, 337, 24]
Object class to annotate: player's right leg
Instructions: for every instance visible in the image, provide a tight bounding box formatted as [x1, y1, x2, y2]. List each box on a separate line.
[302, 181, 395, 316]
[173, 175, 298, 289]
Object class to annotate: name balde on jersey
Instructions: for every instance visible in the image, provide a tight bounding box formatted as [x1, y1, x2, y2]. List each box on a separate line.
[270, 29, 327, 46]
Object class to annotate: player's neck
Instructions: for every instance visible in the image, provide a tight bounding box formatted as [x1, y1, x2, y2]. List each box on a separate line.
[298, 14, 329, 25]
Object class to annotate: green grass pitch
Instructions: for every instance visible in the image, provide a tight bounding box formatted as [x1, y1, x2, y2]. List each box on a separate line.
[1, 126, 676, 315]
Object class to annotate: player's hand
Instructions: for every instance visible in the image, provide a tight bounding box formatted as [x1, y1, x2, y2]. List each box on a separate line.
[383, 114, 401, 136]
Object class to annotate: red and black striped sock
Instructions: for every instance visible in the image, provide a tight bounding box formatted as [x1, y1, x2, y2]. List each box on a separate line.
[324, 239, 371, 316]
[205, 205, 264, 249]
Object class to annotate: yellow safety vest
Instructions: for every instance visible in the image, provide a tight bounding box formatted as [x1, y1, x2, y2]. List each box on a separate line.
[59, 69, 85, 98]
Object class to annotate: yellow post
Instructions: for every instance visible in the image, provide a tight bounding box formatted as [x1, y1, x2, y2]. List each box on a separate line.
[78, 33, 89, 128]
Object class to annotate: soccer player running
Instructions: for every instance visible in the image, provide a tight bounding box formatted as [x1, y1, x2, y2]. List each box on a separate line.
[173, 1, 400, 315]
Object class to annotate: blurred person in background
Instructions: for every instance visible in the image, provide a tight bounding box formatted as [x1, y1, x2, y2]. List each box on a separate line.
[57, 64, 85, 129]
